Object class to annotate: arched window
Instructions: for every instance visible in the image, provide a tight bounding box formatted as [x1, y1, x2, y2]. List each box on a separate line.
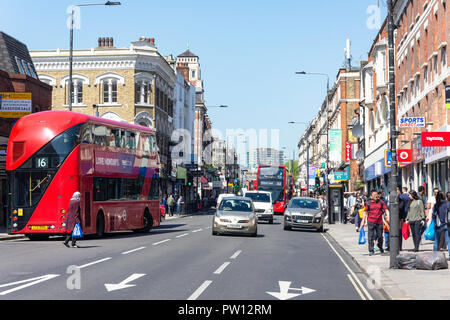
[61, 74, 90, 105]
[94, 73, 125, 105]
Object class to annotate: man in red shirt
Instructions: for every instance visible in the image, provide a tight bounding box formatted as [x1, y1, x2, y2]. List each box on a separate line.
[360, 190, 390, 256]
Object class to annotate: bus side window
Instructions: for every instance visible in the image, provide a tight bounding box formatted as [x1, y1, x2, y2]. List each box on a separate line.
[109, 129, 120, 148]
[150, 135, 157, 152]
[143, 135, 151, 156]
[93, 125, 107, 146]
[80, 124, 92, 144]
[125, 131, 136, 150]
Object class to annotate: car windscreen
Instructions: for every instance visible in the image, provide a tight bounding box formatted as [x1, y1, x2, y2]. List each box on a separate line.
[289, 199, 320, 210]
[219, 199, 253, 212]
[244, 193, 270, 203]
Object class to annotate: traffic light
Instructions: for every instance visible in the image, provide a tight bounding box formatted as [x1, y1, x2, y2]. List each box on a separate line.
[315, 176, 320, 188]
[187, 174, 193, 187]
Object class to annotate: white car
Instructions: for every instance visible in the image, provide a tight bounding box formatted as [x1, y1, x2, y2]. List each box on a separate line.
[243, 191, 273, 224]
[216, 193, 236, 208]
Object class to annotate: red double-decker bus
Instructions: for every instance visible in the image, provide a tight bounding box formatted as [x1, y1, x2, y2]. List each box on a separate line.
[256, 165, 288, 214]
[6, 111, 161, 240]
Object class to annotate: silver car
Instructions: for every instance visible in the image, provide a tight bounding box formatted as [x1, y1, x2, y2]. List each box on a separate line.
[284, 197, 324, 232]
[212, 197, 258, 237]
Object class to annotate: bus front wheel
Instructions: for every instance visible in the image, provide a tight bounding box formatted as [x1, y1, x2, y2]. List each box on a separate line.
[142, 210, 153, 233]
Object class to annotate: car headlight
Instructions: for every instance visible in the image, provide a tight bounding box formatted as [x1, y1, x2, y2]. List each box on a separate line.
[285, 210, 291, 216]
[266, 208, 273, 213]
[314, 212, 322, 218]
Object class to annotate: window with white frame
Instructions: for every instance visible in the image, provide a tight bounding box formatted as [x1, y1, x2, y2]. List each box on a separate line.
[415, 75, 420, 96]
[135, 81, 151, 104]
[424, 65, 428, 84]
[103, 79, 118, 104]
[65, 79, 85, 105]
[441, 47, 447, 68]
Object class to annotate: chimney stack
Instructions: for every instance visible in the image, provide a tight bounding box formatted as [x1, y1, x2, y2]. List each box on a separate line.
[176, 62, 190, 83]
[97, 37, 115, 48]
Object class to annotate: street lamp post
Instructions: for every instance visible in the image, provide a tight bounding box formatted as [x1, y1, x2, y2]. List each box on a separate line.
[68, 1, 121, 112]
[295, 71, 331, 221]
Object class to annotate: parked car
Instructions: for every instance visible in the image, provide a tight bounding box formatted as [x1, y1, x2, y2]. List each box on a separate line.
[212, 197, 258, 237]
[284, 197, 324, 232]
[243, 191, 273, 224]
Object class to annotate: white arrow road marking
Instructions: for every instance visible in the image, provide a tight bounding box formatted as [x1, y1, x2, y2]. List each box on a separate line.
[105, 273, 146, 292]
[0, 274, 60, 296]
[266, 281, 316, 300]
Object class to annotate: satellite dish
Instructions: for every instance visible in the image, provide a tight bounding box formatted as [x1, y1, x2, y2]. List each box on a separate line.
[352, 124, 364, 139]
[356, 149, 364, 160]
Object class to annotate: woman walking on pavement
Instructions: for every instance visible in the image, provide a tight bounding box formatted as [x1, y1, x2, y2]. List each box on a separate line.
[63, 191, 82, 248]
[405, 190, 426, 252]
[432, 192, 450, 257]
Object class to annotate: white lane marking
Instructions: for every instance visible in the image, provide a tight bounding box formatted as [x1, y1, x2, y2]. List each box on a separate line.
[77, 257, 112, 269]
[230, 250, 242, 259]
[192, 228, 203, 233]
[321, 234, 373, 300]
[176, 233, 189, 238]
[105, 273, 146, 292]
[347, 274, 366, 301]
[0, 274, 60, 296]
[121, 247, 146, 255]
[188, 280, 213, 300]
[213, 262, 231, 275]
[153, 239, 171, 246]
[205, 226, 212, 229]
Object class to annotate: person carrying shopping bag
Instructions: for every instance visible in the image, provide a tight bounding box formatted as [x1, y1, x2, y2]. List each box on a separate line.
[431, 192, 450, 257]
[63, 191, 82, 248]
[405, 190, 426, 252]
[360, 190, 390, 256]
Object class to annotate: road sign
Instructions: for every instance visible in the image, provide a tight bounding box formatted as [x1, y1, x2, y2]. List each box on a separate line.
[334, 167, 349, 181]
[384, 150, 391, 167]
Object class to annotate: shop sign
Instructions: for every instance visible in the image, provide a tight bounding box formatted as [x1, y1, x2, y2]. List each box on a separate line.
[334, 167, 349, 181]
[0, 144, 6, 162]
[0, 92, 32, 118]
[421, 132, 450, 147]
[345, 141, 351, 162]
[399, 117, 425, 128]
[384, 150, 391, 167]
[397, 149, 412, 163]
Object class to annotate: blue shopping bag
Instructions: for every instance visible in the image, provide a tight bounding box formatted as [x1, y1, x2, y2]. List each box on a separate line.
[424, 220, 435, 241]
[358, 228, 367, 245]
[72, 223, 83, 239]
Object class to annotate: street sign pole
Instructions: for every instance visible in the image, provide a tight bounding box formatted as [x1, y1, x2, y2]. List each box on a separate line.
[387, 0, 400, 269]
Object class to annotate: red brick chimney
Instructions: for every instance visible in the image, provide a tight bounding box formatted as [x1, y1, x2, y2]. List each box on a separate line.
[176, 62, 190, 83]
[97, 37, 115, 48]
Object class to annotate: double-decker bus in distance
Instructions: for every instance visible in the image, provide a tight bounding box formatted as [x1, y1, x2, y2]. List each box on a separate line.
[287, 174, 295, 200]
[6, 111, 160, 240]
[256, 165, 288, 214]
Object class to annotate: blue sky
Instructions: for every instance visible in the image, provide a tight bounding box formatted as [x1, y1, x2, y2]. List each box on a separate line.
[1, 0, 387, 166]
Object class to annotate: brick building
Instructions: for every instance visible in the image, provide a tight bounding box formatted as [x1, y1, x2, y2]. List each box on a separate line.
[394, 0, 449, 193]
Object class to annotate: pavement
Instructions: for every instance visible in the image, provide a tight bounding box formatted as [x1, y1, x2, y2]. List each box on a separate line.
[326, 222, 450, 300]
[2, 211, 450, 300]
